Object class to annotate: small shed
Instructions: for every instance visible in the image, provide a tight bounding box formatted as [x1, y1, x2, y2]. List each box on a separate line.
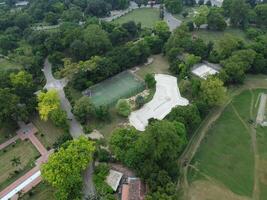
[105, 170, 123, 191]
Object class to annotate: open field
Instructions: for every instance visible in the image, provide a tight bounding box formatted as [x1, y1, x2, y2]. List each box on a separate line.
[193, 28, 248, 48]
[187, 89, 267, 199]
[135, 54, 170, 79]
[31, 114, 66, 150]
[0, 140, 40, 190]
[0, 58, 22, 71]
[113, 8, 160, 28]
[20, 182, 55, 200]
[0, 122, 17, 144]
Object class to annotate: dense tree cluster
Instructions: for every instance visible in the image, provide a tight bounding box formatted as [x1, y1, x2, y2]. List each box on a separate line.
[110, 120, 187, 198]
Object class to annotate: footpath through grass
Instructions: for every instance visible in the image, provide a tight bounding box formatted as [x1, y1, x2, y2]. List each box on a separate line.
[0, 140, 40, 190]
[114, 8, 160, 28]
[189, 90, 255, 197]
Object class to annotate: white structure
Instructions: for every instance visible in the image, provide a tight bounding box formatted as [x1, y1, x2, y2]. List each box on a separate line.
[106, 170, 123, 191]
[1, 171, 41, 200]
[256, 93, 267, 126]
[192, 64, 219, 79]
[15, 1, 29, 6]
[129, 74, 189, 131]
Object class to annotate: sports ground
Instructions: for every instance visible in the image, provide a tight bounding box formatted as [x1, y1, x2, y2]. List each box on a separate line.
[186, 89, 267, 200]
[83, 71, 145, 107]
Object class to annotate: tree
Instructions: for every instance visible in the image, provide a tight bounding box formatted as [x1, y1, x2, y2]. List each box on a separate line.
[255, 4, 267, 27]
[70, 40, 89, 61]
[200, 76, 227, 106]
[50, 109, 69, 130]
[207, 8, 227, 31]
[83, 24, 112, 58]
[229, 0, 250, 28]
[145, 74, 156, 88]
[116, 99, 131, 117]
[10, 71, 35, 103]
[167, 104, 201, 133]
[153, 21, 171, 42]
[0, 88, 19, 122]
[73, 96, 95, 123]
[110, 127, 139, 164]
[133, 120, 187, 179]
[165, 0, 183, 14]
[37, 90, 60, 121]
[11, 156, 21, 167]
[85, 0, 111, 17]
[193, 5, 209, 29]
[45, 12, 58, 25]
[41, 136, 95, 200]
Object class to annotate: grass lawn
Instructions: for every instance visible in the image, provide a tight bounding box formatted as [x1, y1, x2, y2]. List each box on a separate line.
[89, 108, 127, 140]
[0, 140, 40, 190]
[0, 121, 18, 144]
[20, 182, 55, 200]
[135, 54, 170, 79]
[193, 28, 248, 48]
[189, 90, 256, 197]
[114, 8, 160, 28]
[0, 58, 22, 71]
[31, 114, 66, 150]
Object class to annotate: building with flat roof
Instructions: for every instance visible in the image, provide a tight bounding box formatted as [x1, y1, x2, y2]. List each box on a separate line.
[121, 177, 146, 200]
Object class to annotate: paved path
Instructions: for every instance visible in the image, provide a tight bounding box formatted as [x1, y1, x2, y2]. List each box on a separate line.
[42, 59, 95, 198]
[0, 136, 19, 151]
[164, 9, 181, 31]
[43, 59, 83, 138]
[0, 126, 51, 200]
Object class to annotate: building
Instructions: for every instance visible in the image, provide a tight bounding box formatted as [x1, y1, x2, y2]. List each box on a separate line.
[121, 177, 146, 200]
[105, 170, 123, 191]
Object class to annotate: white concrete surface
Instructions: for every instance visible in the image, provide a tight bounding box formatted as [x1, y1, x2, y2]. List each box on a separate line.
[129, 74, 189, 131]
[105, 170, 123, 191]
[2, 171, 41, 200]
[256, 93, 267, 126]
[192, 64, 219, 79]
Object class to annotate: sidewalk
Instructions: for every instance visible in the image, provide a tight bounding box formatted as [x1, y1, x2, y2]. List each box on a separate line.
[0, 135, 19, 151]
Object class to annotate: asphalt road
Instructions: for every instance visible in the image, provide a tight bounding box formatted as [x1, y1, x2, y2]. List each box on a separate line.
[42, 59, 95, 198]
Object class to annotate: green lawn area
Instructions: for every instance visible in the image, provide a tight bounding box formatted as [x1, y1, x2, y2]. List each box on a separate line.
[0, 121, 18, 144]
[0, 140, 40, 190]
[20, 182, 55, 200]
[31, 114, 66, 150]
[0, 58, 22, 71]
[113, 8, 160, 28]
[89, 108, 127, 140]
[193, 28, 248, 48]
[189, 90, 256, 197]
[135, 54, 170, 79]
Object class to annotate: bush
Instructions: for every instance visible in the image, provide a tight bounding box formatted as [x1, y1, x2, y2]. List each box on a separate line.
[135, 95, 145, 108]
[83, 125, 93, 134]
[96, 148, 111, 162]
[116, 99, 131, 117]
[145, 74, 156, 89]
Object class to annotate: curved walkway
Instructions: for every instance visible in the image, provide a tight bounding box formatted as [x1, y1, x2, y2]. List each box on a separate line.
[42, 59, 95, 197]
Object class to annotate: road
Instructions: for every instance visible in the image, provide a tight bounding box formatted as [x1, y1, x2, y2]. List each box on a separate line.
[42, 59, 95, 198]
[164, 9, 181, 31]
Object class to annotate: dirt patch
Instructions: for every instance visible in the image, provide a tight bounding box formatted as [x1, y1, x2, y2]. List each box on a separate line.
[188, 180, 251, 200]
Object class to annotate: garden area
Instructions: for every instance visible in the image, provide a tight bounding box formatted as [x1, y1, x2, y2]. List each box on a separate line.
[0, 122, 17, 144]
[20, 182, 55, 200]
[31, 114, 66, 150]
[113, 8, 160, 28]
[0, 140, 40, 191]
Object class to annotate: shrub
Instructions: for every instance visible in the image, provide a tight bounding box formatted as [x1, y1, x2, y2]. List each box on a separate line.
[116, 99, 131, 117]
[135, 95, 145, 108]
[145, 74, 156, 89]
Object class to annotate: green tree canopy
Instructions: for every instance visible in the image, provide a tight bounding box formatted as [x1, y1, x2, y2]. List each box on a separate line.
[41, 136, 95, 200]
[116, 99, 131, 117]
[73, 96, 95, 123]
